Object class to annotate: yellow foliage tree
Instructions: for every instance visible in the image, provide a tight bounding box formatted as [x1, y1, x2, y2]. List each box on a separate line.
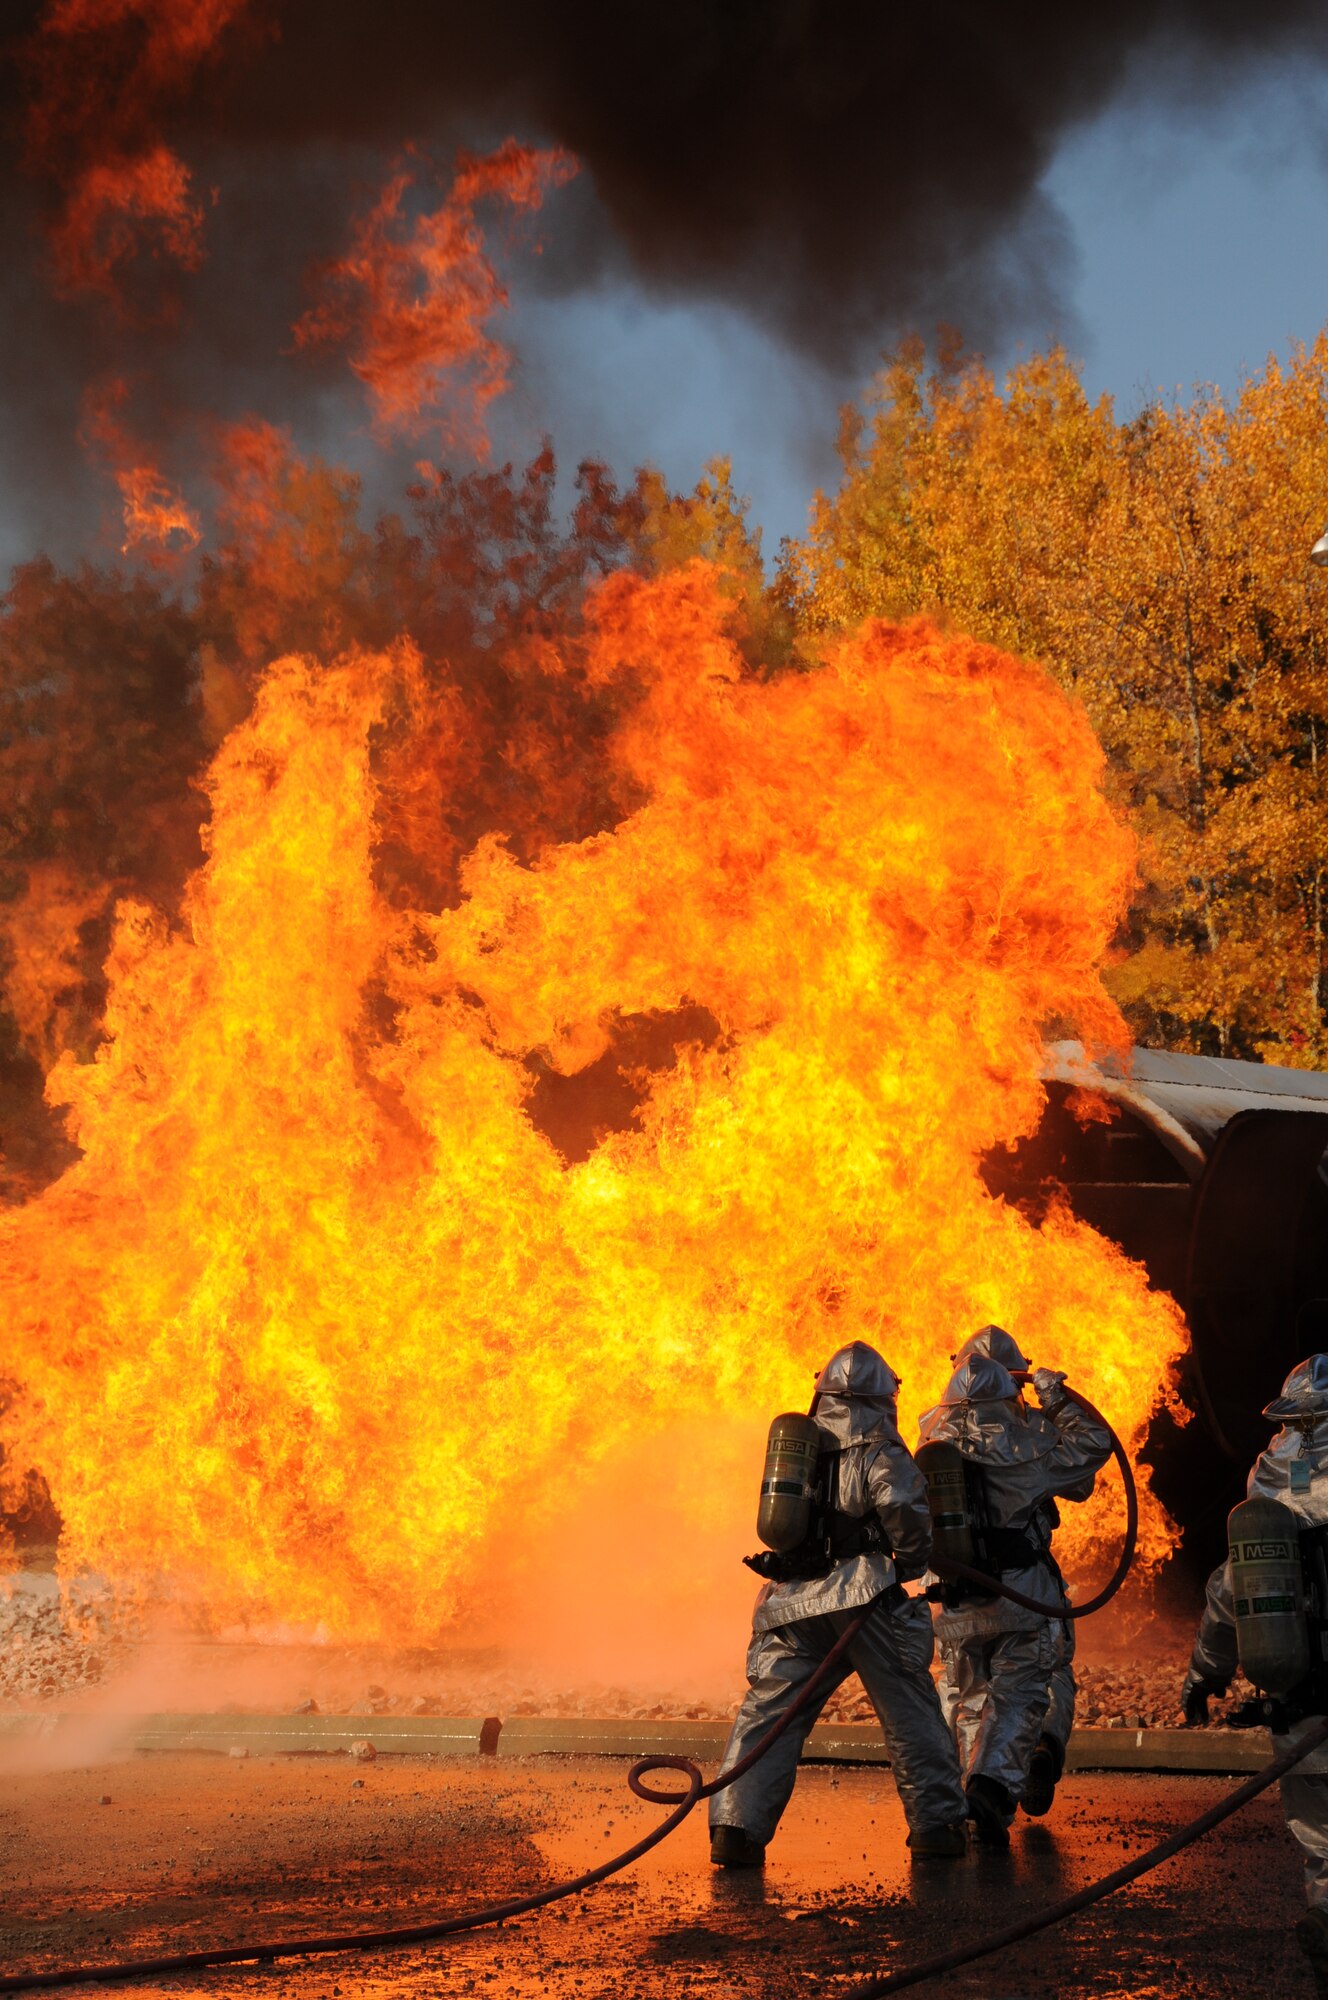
[781, 336, 1328, 1063]
[624, 457, 792, 669]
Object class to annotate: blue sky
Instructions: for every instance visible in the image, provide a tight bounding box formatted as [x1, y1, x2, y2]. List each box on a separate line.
[486, 62, 1328, 563]
[4, 61, 1328, 579]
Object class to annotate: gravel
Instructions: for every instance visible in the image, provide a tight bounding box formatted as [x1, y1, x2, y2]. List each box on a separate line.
[0, 1574, 1243, 1732]
[0, 1573, 137, 1705]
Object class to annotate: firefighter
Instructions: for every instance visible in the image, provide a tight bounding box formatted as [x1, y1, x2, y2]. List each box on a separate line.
[944, 1325, 1076, 1817]
[1183, 1351, 1328, 1995]
[918, 1351, 1111, 1845]
[709, 1340, 968, 1866]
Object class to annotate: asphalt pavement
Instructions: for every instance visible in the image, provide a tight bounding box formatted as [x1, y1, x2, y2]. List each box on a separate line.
[0, 1751, 1316, 1998]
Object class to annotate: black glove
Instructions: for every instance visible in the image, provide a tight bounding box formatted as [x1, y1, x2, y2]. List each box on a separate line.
[1181, 1671, 1228, 1726]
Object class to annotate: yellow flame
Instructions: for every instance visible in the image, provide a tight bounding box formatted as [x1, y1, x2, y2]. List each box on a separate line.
[0, 566, 1186, 1640]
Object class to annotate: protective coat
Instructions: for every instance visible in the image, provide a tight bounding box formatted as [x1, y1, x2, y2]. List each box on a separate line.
[939, 1329, 1077, 1767]
[711, 1341, 966, 1843]
[919, 1360, 1111, 1804]
[1189, 1355, 1328, 1913]
[753, 1341, 927, 1632]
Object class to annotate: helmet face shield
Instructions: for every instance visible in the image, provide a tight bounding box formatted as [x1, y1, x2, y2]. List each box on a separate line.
[1263, 1353, 1328, 1422]
[951, 1323, 1030, 1381]
[939, 1354, 1019, 1406]
[813, 1340, 900, 1405]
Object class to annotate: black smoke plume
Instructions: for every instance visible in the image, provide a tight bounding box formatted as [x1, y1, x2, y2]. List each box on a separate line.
[6, 0, 1328, 366]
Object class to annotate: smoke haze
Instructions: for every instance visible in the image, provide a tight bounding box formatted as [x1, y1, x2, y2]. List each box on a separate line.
[4, 1, 1328, 542]
[0, 0, 1325, 815]
[16, 2, 1328, 344]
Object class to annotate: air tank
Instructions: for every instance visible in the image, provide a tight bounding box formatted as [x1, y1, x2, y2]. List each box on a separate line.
[756, 1412, 823, 1553]
[1228, 1494, 1310, 1696]
[916, 1439, 978, 1569]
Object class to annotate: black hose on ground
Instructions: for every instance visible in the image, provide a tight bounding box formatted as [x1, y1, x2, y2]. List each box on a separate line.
[837, 1714, 1328, 1998]
[0, 1391, 1139, 1993]
[0, 1614, 878, 1993]
[4, 1696, 1320, 2000]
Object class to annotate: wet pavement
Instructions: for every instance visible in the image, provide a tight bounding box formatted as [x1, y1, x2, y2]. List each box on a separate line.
[0, 1750, 1317, 1997]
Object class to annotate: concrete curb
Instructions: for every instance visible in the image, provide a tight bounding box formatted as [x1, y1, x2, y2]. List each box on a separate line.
[498, 1717, 732, 1762]
[0, 1713, 1275, 1773]
[134, 1713, 504, 1756]
[1065, 1726, 1272, 1774]
[0, 1712, 500, 1757]
[499, 1720, 1272, 1773]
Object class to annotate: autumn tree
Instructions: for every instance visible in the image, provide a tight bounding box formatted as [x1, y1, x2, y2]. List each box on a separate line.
[623, 456, 791, 668]
[0, 560, 205, 1192]
[783, 335, 1328, 1063]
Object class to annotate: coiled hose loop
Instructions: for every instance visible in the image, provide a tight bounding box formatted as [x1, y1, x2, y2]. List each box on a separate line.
[0, 1615, 876, 1992]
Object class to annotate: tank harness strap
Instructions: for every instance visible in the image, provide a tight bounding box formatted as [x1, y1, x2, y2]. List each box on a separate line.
[828, 1511, 889, 1560]
[1299, 1519, 1328, 1566]
[740, 1515, 894, 1585]
[983, 1523, 1051, 1572]
[931, 1514, 1056, 1609]
[1293, 1520, 1328, 1718]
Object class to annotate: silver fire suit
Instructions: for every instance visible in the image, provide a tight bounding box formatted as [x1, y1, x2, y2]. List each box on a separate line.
[711, 1341, 967, 1847]
[937, 1612, 1077, 1776]
[945, 1326, 1077, 1781]
[1187, 1356, 1328, 1916]
[1041, 1625, 1077, 1759]
[918, 1356, 1111, 1808]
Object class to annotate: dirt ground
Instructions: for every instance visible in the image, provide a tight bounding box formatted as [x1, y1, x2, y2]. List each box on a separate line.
[0, 1748, 1318, 1999]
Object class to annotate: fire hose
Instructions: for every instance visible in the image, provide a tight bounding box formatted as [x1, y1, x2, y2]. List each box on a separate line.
[0, 1611, 873, 1993]
[4, 1691, 1320, 1996]
[833, 1716, 1328, 1998]
[0, 1394, 1260, 2000]
[932, 1388, 1138, 1619]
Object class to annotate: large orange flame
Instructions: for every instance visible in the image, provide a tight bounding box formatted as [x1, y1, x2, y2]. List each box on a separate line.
[0, 566, 1186, 1644]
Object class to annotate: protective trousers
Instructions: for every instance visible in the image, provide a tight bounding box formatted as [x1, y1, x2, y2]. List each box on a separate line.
[938, 1619, 1060, 1802]
[1278, 1714, 1328, 1914]
[709, 1593, 966, 1845]
[1042, 1618, 1076, 1759]
[939, 1618, 1074, 1760]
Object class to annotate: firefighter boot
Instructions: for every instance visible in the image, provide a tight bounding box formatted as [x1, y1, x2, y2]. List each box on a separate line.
[1021, 1734, 1064, 1817]
[1295, 1907, 1328, 1997]
[966, 1775, 1013, 1849]
[710, 1825, 766, 1868]
[906, 1821, 968, 1857]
